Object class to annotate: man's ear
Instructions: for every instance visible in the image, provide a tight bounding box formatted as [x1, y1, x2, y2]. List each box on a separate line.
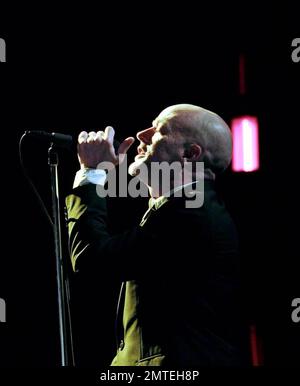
[183, 144, 202, 161]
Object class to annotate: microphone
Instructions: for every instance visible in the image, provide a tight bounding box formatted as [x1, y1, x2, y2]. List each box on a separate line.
[25, 130, 120, 151]
[25, 130, 73, 148]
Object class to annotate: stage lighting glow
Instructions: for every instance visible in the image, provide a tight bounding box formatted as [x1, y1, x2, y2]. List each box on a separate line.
[231, 116, 259, 172]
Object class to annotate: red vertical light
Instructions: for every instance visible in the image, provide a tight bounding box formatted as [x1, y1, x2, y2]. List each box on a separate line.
[249, 324, 264, 366]
[239, 54, 246, 95]
[231, 116, 259, 172]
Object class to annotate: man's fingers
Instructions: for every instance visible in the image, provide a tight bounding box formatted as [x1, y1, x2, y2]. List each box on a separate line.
[79, 128, 115, 145]
[87, 131, 97, 143]
[95, 131, 104, 141]
[103, 126, 115, 144]
[78, 131, 88, 144]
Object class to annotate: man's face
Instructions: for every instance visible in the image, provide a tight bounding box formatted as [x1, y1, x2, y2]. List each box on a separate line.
[128, 112, 184, 177]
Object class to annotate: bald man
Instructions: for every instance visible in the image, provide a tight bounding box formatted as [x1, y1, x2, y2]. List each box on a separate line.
[66, 104, 248, 366]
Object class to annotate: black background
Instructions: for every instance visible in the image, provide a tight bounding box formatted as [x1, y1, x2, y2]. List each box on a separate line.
[0, 2, 299, 370]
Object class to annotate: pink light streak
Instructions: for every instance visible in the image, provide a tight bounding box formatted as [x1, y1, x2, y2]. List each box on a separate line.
[232, 116, 259, 172]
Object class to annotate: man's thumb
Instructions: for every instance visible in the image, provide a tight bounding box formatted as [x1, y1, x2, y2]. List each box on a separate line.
[118, 137, 135, 154]
[118, 137, 135, 164]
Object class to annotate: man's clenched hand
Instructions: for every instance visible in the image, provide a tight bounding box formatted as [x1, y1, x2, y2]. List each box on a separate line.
[77, 126, 135, 169]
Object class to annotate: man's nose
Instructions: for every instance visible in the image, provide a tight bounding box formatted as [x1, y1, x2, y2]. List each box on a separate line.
[136, 127, 155, 144]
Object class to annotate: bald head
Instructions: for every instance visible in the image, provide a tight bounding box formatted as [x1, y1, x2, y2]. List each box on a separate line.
[155, 104, 232, 173]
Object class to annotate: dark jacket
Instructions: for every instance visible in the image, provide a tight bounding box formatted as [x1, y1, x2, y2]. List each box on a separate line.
[65, 180, 246, 366]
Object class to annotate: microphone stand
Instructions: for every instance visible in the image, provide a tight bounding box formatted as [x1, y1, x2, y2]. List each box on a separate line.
[48, 144, 74, 366]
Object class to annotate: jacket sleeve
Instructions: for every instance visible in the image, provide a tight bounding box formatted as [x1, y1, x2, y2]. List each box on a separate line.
[65, 184, 156, 280]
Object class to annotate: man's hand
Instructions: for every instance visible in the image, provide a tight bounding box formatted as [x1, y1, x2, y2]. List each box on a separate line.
[77, 126, 135, 169]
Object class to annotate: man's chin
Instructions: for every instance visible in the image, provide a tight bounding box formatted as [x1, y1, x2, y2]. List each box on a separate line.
[128, 159, 144, 177]
[128, 161, 140, 177]
[128, 158, 149, 179]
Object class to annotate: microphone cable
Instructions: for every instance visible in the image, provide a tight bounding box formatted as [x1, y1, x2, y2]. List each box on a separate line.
[19, 132, 53, 227]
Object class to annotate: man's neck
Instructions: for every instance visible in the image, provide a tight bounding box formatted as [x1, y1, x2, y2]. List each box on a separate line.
[148, 169, 215, 198]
